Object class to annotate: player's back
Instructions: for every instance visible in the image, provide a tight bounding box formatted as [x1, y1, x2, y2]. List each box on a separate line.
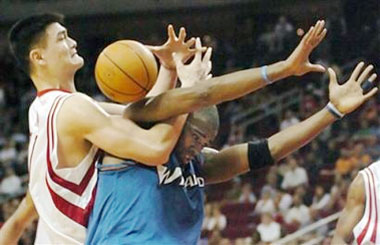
[353, 160, 380, 245]
[28, 89, 100, 244]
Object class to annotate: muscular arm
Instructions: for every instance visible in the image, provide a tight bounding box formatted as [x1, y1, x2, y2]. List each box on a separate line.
[201, 108, 337, 184]
[332, 174, 365, 244]
[0, 192, 38, 245]
[59, 93, 187, 165]
[124, 61, 292, 122]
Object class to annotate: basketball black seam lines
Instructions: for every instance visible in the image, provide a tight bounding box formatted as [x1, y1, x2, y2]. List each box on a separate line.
[96, 69, 145, 95]
[118, 43, 151, 90]
[103, 52, 148, 92]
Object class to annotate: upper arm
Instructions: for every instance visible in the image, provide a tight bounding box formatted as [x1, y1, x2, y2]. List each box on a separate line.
[333, 174, 365, 244]
[201, 144, 249, 185]
[59, 93, 174, 164]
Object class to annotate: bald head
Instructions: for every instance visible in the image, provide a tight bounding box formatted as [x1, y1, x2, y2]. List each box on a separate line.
[187, 106, 219, 139]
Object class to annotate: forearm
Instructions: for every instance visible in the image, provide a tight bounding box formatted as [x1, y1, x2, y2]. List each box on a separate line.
[203, 145, 249, 184]
[125, 61, 293, 122]
[268, 107, 337, 162]
[331, 235, 348, 245]
[205, 60, 291, 105]
[98, 102, 125, 115]
[145, 66, 177, 97]
[0, 217, 25, 245]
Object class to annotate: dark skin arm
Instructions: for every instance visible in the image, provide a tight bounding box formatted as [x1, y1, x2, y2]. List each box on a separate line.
[200, 63, 377, 184]
[125, 20, 327, 122]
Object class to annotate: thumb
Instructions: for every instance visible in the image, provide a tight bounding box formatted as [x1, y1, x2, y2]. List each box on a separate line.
[308, 63, 326, 73]
[145, 45, 158, 52]
[328, 67, 338, 88]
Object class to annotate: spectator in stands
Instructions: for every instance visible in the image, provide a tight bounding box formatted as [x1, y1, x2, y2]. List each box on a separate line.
[0, 140, 17, 164]
[257, 212, 281, 243]
[0, 167, 22, 195]
[274, 189, 293, 214]
[255, 190, 276, 215]
[311, 185, 330, 211]
[281, 157, 308, 190]
[335, 148, 355, 175]
[280, 109, 300, 130]
[238, 183, 256, 204]
[261, 168, 278, 198]
[285, 194, 311, 227]
[205, 204, 227, 232]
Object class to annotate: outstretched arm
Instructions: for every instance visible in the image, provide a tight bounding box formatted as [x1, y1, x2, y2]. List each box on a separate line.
[125, 20, 327, 122]
[332, 174, 365, 244]
[200, 63, 377, 184]
[0, 192, 38, 245]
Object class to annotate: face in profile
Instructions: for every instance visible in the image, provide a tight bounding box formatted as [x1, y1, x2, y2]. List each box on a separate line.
[32, 22, 84, 75]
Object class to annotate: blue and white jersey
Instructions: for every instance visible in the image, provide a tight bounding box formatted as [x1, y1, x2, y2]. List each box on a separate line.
[86, 154, 205, 245]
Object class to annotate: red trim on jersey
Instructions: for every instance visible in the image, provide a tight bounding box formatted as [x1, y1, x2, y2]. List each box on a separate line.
[45, 95, 98, 195]
[37, 88, 71, 97]
[45, 178, 97, 227]
[369, 169, 378, 243]
[28, 135, 38, 172]
[357, 170, 373, 244]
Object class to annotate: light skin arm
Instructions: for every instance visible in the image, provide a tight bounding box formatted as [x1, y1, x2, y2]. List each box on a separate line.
[59, 93, 187, 165]
[331, 174, 365, 244]
[201, 63, 378, 184]
[0, 191, 38, 245]
[125, 20, 327, 122]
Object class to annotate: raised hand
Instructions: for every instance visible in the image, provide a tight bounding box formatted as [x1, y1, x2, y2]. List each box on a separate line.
[173, 38, 212, 88]
[147, 25, 200, 70]
[286, 20, 327, 76]
[328, 62, 378, 115]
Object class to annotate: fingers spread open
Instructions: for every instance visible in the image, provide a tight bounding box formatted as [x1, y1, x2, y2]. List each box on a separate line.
[328, 67, 338, 88]
[178, 27, 186, 42]
[168, 24, 176, 40]
[350, 62, 365, 81]
[358, 65, 374, 84]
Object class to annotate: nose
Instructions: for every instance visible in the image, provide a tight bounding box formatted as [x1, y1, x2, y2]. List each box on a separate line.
[68, 37, 77, 49]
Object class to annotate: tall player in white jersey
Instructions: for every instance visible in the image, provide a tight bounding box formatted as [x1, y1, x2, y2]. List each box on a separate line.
[333, 160, 380, 244]
[3, 13, 198, 244]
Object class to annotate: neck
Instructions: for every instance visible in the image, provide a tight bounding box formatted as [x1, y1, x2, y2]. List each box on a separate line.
[31, 70, 77, 93]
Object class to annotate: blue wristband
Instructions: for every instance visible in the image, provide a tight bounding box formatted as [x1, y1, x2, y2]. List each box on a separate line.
[326, 102, 344, 119]
[261, 65, 273, 84]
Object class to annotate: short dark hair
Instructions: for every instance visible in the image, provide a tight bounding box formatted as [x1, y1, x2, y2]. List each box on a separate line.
[8, 13, 64, 75]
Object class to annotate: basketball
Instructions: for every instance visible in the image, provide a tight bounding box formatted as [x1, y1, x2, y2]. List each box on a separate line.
[94, 40, 158, 103]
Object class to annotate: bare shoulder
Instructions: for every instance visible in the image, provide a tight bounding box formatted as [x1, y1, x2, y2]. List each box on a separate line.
[58, 92, 108, 134]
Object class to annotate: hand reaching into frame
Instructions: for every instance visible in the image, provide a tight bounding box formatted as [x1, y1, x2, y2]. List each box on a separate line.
[173, 37, 212, 88]
[328, 62, 378, 115]
[147, 25, 203, 70]
[286, 20, 327, 76]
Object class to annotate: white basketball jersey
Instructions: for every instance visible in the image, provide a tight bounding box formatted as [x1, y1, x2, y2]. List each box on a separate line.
[353, 160, 380, 245]
[28, 89, 100, 244]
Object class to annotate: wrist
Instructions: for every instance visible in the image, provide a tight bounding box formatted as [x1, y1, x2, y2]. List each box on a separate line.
[160, 62, 176, 71]
[325, 101, 345, 119]
[282, 60, 295, 76]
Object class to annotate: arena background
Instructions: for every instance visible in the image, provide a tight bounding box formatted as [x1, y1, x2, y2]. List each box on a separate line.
[0, 0, 379, 244]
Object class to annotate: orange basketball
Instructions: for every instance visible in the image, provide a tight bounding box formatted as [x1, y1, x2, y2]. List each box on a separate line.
[95, 40, 158, 103]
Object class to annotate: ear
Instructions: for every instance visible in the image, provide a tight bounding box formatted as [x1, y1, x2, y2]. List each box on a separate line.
[29, 48, 46, 67]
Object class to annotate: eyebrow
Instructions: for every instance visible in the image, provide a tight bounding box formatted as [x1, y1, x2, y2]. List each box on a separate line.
[56, 29, 67, 38]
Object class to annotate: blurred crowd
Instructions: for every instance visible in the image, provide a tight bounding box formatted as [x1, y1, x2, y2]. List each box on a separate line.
[0, 12, 379, 244]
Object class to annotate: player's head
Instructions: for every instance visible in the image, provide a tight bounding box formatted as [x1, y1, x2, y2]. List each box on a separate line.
[175, 106, 219, 163]
[8, 13, 83, 78]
